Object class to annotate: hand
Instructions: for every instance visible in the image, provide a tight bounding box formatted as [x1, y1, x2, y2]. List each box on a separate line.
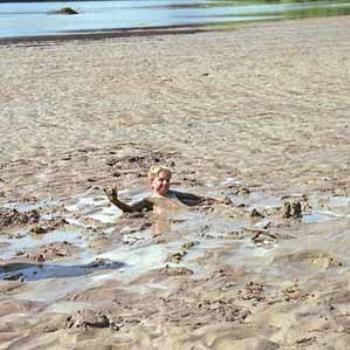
[104, 186, 118, 201]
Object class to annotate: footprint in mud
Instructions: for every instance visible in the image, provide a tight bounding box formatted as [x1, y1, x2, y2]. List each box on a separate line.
[131, 266, 194, 284]
[165, 241, 199, 263]
[282, 284, 310, 301]
[105, 150, 175, 172]
[30, 218, 68, 235]
[196, 297, 251, 323]
[274, 251, 343, 269]
[238, 281, 266, 302]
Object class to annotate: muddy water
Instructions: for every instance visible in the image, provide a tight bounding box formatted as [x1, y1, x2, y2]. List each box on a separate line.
[1, 183, 349, 348]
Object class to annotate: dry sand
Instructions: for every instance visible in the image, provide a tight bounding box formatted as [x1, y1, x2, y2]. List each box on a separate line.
[0, 16, 350, 349]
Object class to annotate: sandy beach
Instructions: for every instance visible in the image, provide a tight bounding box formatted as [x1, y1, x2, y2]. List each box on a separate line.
[0, 16, 350, 349]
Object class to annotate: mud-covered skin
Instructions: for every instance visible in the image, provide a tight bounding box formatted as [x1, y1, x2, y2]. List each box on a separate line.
[104, 186, 154, 213]
[105, 187, 212, 213]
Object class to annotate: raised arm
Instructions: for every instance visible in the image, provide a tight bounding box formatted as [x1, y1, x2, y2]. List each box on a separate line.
[104, 186, 153, 213]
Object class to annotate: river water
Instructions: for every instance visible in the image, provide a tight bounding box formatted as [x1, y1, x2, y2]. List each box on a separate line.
[1, 0, 350, 39]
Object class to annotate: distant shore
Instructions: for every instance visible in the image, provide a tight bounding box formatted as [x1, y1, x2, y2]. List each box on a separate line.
[0, 0, 103, 2]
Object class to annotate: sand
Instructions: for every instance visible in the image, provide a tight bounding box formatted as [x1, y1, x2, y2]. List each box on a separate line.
[0, 16, 350, 349]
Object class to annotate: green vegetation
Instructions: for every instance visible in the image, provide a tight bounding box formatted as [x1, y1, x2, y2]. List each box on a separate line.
[203, 0, 350, 32]
[210, 0, 350, 21]
[283, 5, 350, 19]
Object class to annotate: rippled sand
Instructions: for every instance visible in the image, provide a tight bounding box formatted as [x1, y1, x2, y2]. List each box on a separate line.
[0, 16, 350, 349]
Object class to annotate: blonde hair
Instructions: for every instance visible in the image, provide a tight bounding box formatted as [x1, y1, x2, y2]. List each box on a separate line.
[148, 165, 172, 181]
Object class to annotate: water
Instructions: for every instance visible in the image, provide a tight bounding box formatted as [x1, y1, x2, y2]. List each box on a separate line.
[0, 0, 350, 39]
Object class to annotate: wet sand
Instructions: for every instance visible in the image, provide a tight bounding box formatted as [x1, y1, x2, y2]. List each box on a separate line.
[0, 16, 350, 349]
[0, 24, 210, 46]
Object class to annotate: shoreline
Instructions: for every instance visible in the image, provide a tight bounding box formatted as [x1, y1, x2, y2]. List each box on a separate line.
[0, 23, 213, 46]
[0, 14, 347, 46]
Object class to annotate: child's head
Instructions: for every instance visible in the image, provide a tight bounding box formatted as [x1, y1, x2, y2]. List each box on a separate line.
[148, 165, 172, 196]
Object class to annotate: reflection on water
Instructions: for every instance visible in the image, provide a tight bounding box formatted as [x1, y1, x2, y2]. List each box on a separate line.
[0, 0, 350, 38]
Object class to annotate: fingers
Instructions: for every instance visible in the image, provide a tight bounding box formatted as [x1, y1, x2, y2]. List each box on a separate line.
[103, 186, 118, 199]
[103, 187, 111, 196]
[111, 186, 118, 196]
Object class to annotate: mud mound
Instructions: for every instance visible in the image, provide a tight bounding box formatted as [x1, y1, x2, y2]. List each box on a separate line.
[18, 241, 77, 262]
[30, 218, 68, 235]
[106, 151, 176, 173]
[66, 310, 110, 329]
[0, 208, 40, 228]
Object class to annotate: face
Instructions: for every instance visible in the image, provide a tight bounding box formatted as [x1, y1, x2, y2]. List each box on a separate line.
[151, 170, 171, 196]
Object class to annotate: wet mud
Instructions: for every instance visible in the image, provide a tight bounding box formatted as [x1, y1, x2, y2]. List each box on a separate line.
[0, 156, 349, 348]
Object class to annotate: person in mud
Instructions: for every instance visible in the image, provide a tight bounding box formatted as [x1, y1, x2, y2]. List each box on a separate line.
[104, 165, 211, 213]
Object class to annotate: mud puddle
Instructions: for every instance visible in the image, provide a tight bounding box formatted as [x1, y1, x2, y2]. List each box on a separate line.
[1, 188, 350, 345]
[0, 190, 259, 303]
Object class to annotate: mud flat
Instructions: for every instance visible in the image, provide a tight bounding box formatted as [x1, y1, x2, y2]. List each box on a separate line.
[0, 16, 350, 349]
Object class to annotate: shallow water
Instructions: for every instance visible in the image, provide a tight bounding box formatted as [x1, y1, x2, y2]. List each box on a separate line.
[1, 0, 350, 38]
